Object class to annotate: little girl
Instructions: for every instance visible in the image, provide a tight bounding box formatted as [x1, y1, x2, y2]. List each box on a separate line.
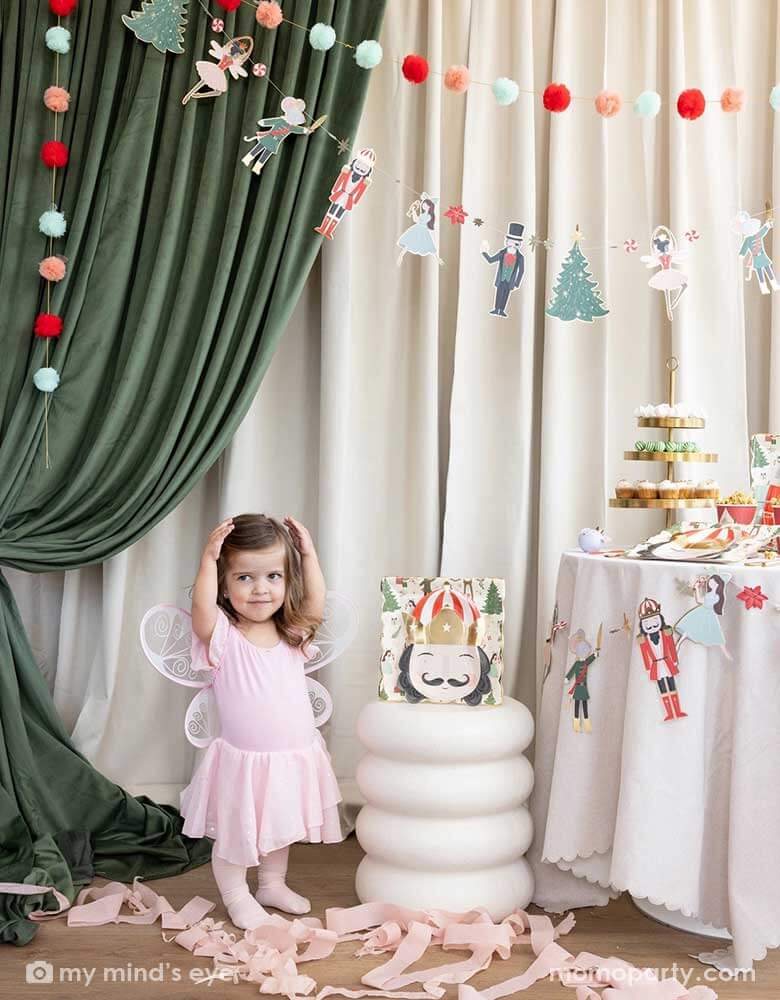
[180, 513, 342, 929]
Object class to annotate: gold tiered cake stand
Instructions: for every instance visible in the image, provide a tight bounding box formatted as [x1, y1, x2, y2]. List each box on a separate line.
[609, 357, 717, 525]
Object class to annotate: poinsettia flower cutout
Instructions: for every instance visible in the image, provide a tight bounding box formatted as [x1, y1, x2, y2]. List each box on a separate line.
[445, 205, 468, 225]
[737, 585, 768, 610]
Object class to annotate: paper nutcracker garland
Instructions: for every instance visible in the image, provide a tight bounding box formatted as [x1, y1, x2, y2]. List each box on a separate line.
[123, 0, 189, 55]
[639, 225, 689, 321]
[314, 148, 376, 240]
[545, 226, 608, 322]
[397, 193, 444, 266]
[378, 578, 504, 706]
[481, 222, 525, 318]
[674, 572, 732, 659]
[182, 36, 252, 105]
[240, 98, 326, 174]
[564, 626, 602, 733]
[733, 211, 779, 294]
[637, 597, 687, 722]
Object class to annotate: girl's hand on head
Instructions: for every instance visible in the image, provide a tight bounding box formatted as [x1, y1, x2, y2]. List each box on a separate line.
[203, 518, 234, 562]
[284, 516, 315, 557]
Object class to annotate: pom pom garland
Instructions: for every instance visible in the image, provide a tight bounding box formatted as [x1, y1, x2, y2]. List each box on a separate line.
[33, 368, 61, 393]
[543, 82, 571, 112]
[443, 64, 470, 93]
[39, 256, 67, 282]
[45, 26, 71, 53]
[34, 313, 64, 338]
[355, 39, 382, 69]
[402, 54, 429, 84]
[595, 89, 622, 117]
[39, 210, 67, 238]
[49, 0, 77, 12]
[41, 140, 69, 168]
[720, 87, 744, 112]
[309, 23, 336, 50]
[255, 1, 283, 28]
[771, 86, 780, 111]
[492, 77, 519, 106]
[677, 88, 705, 120]
[634, 90, 661, 117]
[215, 0, 241, 9]
[44, 86, 70, 112]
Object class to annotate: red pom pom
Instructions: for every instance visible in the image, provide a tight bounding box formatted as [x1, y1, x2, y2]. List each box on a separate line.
[543, 82, 571, 112]
[215, 0, 241, 9]
[402, 54, 429, 84]
[49, 0, 77, 14]
[34, 313, 64, 338]
[677, 88, 705, 120]
[41, 140, 69, 168]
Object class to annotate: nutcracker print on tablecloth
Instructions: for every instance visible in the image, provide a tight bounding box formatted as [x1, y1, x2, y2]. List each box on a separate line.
[314, 148, 376, 241]
[378, 578, 504, 706]
[182, 35, 252, 104]
[639, 226, 689, 322]
[241, 98, 326, 175]
[674, 573, 732, 660]
[734, 211, 779, 295]
[481, 222, 526, 318]
[637, 598, 687, 722]
[564, 626, 602, 734]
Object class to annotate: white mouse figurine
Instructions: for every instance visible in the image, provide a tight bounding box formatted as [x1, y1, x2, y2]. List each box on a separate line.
[578, 527, 610, 553]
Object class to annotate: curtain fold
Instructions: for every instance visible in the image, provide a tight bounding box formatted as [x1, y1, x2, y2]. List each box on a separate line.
[0, 0, 385, 944]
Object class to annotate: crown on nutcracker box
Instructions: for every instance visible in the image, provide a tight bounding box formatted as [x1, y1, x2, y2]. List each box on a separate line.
[406, 584, 481, 646]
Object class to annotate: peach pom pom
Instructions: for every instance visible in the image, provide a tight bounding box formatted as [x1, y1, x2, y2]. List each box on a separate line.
[444, 64, 470, 93]
[44, 86, 70, 113]
[39, 256, 66, 282]
[721, 87, 744, 112]
[256, 1, 283, 28]
[595, 89, 622, 117]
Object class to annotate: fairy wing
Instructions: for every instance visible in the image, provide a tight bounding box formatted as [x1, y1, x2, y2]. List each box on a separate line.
[140, 604, 213, 688]
[185, 687, 221, 748]
[304, 591, 359, 675]
[307, 678, 333, 727]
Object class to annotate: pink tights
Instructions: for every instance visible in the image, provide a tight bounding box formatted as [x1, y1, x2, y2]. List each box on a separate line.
[211, 846, 310, 930]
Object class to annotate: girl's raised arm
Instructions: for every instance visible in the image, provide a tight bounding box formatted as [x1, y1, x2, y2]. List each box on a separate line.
[284, 516, 326, 622]
[192, 518, 234, 644]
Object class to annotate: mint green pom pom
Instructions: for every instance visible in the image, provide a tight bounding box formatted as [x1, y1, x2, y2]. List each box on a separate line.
[634, 90, 661, 118]
[46, 26, 71, 53]
[355, 39, 382, 69]
[33, 367, 60, 392]
[39, 210, 67, 237]
[310, 23, 336, 51]
[770, 86, 780, 111]
[492, 77, 519, 106]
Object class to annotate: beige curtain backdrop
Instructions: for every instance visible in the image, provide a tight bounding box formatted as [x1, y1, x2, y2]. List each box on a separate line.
[7, 0, 780, 809]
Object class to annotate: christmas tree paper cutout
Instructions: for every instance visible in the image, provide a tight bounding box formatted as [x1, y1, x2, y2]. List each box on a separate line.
[482, 580, 503, 615]
[752, 437, 769, 469]
[546, 227, 609, 322]
[122, 0, 188, 55]
[381, 579, 401, 613]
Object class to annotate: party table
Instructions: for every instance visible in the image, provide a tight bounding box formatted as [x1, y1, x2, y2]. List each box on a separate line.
[529, 550, 780, 970]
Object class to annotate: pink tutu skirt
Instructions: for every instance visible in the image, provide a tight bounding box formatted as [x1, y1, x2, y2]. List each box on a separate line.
[180, 731, 343, 867]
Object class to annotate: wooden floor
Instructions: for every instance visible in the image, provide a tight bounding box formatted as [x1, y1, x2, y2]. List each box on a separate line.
[6, 836, 775, 999]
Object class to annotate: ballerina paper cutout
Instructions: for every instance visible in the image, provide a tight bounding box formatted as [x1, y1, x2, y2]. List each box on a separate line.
[674, 572, 732, 660]
[182, 35, 253, 105]
[397, 194, 444, 266]
[640, 226, 689, 321]
[241, 98, 326, 174]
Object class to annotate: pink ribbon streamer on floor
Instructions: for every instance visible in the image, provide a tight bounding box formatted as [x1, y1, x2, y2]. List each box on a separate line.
[0, 880, 717, 999]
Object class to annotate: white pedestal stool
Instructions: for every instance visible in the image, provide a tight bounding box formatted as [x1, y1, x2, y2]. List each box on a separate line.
[355, 697, 535, 920]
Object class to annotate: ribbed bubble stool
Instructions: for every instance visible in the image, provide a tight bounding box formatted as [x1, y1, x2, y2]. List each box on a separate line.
[355, 697, 535, 919]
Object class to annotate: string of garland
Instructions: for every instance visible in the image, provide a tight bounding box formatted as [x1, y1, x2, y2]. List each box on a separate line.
[34, 0, 77, 469]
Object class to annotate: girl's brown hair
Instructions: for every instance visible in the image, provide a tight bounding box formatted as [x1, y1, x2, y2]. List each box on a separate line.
[216, 514, 319, 649]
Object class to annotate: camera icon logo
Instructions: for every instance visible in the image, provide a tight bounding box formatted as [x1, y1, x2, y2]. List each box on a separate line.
[26, 960, 54, 984]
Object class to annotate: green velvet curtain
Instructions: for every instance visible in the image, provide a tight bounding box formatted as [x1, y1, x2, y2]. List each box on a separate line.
[0, 0, 385, 944]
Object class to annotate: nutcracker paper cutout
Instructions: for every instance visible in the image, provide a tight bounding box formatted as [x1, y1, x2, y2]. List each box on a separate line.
[640, 226, 689, 321]
[241, 98, 325, 175]
[481, 222, 526, 318]
[397, 193, 444, 266]
[182, 36, 253, 105]
[637, 597, 687, 722]
[314, 148, 376, 241]
[734, 211, 779, 295]
[379, 578, 504, 706]
[674, 573, 732, 659]
[564, 626, 601, 733]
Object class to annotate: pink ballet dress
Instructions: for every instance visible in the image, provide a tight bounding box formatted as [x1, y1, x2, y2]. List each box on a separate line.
[180, 607, 342, 867]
